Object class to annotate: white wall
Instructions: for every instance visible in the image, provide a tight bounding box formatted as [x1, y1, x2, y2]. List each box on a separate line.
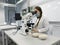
[30, 0, 53, 6]
[0, 5, 5, 25]
[39, 0, 60, 21]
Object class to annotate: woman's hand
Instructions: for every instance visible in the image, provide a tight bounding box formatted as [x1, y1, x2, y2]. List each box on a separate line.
[31, 28, 39, 33]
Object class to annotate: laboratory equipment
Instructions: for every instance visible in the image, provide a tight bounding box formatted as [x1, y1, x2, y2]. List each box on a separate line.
[12, 13, 22, 34]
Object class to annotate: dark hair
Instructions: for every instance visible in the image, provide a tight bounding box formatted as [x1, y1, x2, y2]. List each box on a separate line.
[35, 6, 42, 27]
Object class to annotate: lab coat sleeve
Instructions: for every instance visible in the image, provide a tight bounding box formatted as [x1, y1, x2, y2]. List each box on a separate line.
[38, 18, 49, 33]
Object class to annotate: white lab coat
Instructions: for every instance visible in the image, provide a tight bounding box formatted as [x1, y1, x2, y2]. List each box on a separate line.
[31, 14, 49, 33]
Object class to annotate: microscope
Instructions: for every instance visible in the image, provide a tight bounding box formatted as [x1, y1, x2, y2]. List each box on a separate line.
[22, 12, 39, 35]
[14, 12, 34, 35]
[25, 22, 34, 35]
[23, 13, 35, 35]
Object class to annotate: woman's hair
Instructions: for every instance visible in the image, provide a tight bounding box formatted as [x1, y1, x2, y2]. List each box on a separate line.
[35, 6, 43, 27]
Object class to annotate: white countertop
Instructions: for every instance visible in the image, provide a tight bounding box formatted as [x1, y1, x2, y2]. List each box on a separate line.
[5, 29, 60, 45]
[0, 25, 17, 30]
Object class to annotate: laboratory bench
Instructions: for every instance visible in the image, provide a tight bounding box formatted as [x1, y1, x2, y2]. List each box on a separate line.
[4, 29, 60, 45]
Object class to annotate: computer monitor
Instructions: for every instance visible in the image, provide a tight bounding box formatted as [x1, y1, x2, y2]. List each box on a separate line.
[15, 13, 22, 20]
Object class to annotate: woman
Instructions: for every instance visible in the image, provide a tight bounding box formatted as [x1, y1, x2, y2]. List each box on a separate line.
[31, 6, 49, 33]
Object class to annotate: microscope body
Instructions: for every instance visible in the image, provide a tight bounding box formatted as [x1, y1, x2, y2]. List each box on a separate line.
[15, 13, 35, 35]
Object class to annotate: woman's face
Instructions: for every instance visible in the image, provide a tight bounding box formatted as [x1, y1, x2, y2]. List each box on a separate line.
[34, 9, 40, 17]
